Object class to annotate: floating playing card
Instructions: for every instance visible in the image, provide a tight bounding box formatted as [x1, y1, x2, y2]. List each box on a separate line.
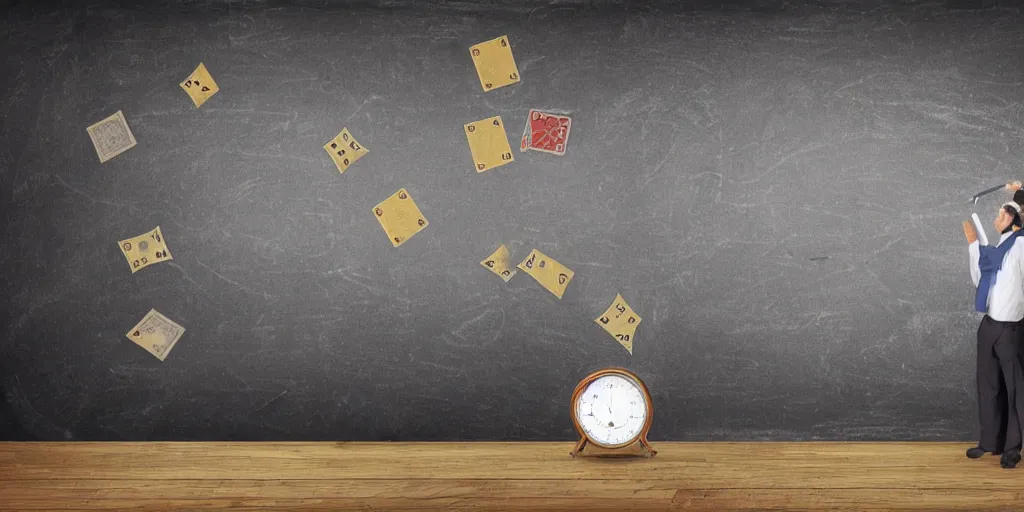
[86, 110, 137, 163]
[516, 249, 575, 299]
[520, 109, 572, 155]
[373, 188, 429, 247]
[179, 62, 220, 108]
[595, 293, 642, 354]
[125, 309, 185, 361]
[469, 35, 521, 92]
[118, 226, 173, 273]
[480, 244, 517, 282]
[465, 116, 513, 173]
[324, 128, 369, 174]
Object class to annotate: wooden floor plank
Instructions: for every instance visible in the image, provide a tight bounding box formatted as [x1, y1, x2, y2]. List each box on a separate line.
[4, 494, 1024, 512]
[0, 479, 680, 500]
[0, 442, 1016, 487]
[0, 499, 671, 512]
[671, 489, 1024, 511]
[2, 442, 1022, 510]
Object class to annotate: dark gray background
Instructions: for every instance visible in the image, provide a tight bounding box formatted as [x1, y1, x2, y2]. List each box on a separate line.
[1, 0, 1022, 441]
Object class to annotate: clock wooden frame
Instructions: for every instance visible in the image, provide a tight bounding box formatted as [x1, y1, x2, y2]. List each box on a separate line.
[569, 366, 656, 457]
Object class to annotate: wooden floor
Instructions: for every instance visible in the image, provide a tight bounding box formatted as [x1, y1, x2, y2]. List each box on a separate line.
[2, 442, 1023, 510]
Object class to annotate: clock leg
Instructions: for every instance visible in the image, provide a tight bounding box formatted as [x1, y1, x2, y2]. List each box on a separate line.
[570, 436, 587, 457]
[640, 436, 657, 457]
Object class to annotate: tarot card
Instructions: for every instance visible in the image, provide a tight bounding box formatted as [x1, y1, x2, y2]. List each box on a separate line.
[480, 244, 517, 282]
[464, 116, 513, 173]
[125, 309, 185, 361]
[179, 62, 220, 108]
[373, 188, 429, 247]
[86, 110, 137, 163]
[118, 226, 172, 273]
[516, 249, 575, 299]
[520, 109, 572, 155]
[469, 35, 520, 92]
[595, 293, 642, 354]
[324, 128, 369, 174]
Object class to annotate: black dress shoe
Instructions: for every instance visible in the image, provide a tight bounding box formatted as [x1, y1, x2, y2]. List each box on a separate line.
[967, 447, 987, 458]
[1000, 448, 1022, 468]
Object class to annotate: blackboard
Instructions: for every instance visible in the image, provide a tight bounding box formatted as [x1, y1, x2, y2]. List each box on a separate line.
[2, 0, 1023, 441]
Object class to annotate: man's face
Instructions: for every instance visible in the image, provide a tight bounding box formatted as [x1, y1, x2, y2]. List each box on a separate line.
[995, 207, 1014, 232]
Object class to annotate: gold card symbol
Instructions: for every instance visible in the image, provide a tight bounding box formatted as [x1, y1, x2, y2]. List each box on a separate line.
[595, 294, 642, 354]
[516, 249, 575, 299]
[324, 128, 368, 174]
[480, 244, 517, 282]
[118, 226, 173, 273]
[464, 116, 513, 173]
[469, 35, 521, 92]
[179, 62, 220, 108]
[372, 188, 429, 247]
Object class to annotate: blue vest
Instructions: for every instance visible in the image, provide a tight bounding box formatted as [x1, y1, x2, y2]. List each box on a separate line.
[976, 230, 1024, 313]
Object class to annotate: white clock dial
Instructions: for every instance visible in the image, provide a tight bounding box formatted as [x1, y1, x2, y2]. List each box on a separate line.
[574, 374, 648, 447]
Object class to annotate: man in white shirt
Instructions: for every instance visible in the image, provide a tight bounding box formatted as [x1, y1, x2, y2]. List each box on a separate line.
[964, 201, 1024, 468]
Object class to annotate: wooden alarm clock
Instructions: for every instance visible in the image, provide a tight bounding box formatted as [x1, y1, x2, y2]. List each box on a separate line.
[569, 367, 656, 457]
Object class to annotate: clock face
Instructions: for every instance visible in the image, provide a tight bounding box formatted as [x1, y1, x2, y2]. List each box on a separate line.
[574, 374, 648, 447]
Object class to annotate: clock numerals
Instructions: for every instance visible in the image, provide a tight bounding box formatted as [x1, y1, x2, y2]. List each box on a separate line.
[571, 369, 655, 457]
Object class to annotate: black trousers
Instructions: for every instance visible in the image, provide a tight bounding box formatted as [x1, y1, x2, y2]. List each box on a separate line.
[976, 315, 1024, 453]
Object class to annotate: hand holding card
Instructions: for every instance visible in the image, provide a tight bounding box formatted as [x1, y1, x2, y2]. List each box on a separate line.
[964, 220, 978, 244]
[970, 213, 989, 245]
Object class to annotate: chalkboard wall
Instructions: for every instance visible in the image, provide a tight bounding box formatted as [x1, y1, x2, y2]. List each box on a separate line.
[2, 0, 1022, 441]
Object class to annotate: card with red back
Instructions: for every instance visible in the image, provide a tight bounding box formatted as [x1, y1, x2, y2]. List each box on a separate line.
[520, 109, 572, 156]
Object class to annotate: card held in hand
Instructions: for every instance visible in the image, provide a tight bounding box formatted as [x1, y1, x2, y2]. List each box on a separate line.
[469, 35, 521, 92]
[520, 109, 572, 155]
[480, 244, 517, 282]
[324, 128, 369, 174]
[126, 309, 186, 361]
[86, 110, 137, 163]
[180, 62, 220, 108]
[373, 188, 429, 247]
[516, 249, 575, 299]
[465, 116, 513, 173]
[595, 293, 642, 354]
[118, 226, 173, 273]
[971, 213, 990, 246]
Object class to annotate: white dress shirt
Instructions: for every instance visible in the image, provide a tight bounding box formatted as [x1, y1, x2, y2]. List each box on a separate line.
[969, 231, 1024, 322]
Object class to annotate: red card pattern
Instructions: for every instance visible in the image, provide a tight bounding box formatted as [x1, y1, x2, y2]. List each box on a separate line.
[520, 109, 571, 156]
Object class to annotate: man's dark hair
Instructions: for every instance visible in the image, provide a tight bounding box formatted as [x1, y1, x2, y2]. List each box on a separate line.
[1004, 204, 1023, 229]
